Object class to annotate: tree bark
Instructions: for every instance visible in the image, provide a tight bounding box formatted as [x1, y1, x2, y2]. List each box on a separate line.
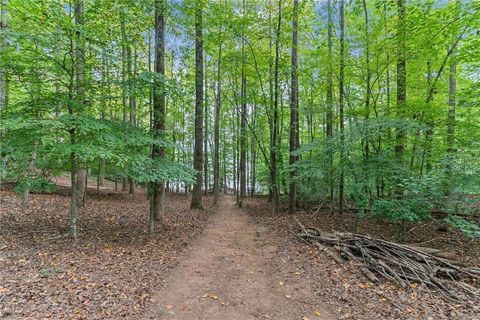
[239, 0, 247, 207]
[151, 0, 167, 229]
[446, 0, 459, 193]
[120, 8, 128, 192]
[213, 40, 222, 204]
[326, 0, 334, 204]
[338, 0, 345, 214]
[0, 0, 7, 110]
[395, 0, 407, 197]
[288, 0, 299, 214]
[270, 0, 282, 213]
[75, 0, 86, 208]
[362, 0, 371, 161]
[69, 0, 84, 238]
[190, 0, 204, 210]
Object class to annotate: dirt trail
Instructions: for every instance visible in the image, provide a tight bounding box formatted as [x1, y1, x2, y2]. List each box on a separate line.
[141, 196, 333, 320]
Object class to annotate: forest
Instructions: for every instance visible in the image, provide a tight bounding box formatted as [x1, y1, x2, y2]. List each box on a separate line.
[1, 0, 479, 319]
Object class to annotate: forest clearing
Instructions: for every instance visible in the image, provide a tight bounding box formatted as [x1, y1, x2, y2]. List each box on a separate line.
[1, 0, 479, 319]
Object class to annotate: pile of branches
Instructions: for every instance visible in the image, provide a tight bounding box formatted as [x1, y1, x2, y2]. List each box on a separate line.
[296, 220, 480, 302]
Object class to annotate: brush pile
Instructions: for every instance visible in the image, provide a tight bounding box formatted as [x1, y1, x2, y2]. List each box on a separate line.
[296, 221, 480, 302]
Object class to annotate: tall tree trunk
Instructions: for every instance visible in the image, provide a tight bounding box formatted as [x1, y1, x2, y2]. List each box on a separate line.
[151, 0, 167, 230]
[239, 0, 247, 207]
[69, 0, 85, 238]
[120, 9, 128, 192]
[0, 0, 7, 110]
[338, 0, 345, 214]
[75, 0, 86, 208]
[190, 1, 204, 210]
[288, 0, 299, 214]
[362, 0, 371, 161]
[395, 0, 407, 197]
[270, 0, 282, 213]
[127, 43, 136, 194]
[213, 41, 222, 204]
[250, 103, 257, 197]
[446, 0, 459, 193]
[326, 0, 334, 204]
[204, 58, 209, 195]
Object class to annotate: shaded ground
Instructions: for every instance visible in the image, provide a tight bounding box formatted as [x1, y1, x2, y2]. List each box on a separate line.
[142, 195, 333, 320]
[0, 187, 212, 319]
[243, 197, 480, 320]
[1, 183, 479, 320]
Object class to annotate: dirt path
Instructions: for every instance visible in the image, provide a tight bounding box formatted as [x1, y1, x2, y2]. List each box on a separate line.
[141, 196, 333, 320]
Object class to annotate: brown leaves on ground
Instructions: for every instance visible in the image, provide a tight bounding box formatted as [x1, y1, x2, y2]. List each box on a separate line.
[0, 189, 212, 319]
[242, 197, 479, 320]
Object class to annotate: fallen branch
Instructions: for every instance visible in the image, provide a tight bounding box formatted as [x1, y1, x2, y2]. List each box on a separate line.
[295, 222, 479, 302]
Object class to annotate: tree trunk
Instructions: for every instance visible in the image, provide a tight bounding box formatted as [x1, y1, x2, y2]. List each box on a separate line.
[190, 1, 204, 210]
[127, 44, 136, 194]
[288, 0, 299, 214]
[22, 149, 37, 208]
[120, 9, 129, 192]
[239, 0, 247, 207]
[151, 0, 167, 228]
[395, 0, 407, 197]
[69, 0, 84, 238]
[326, 0, 334, 204]
[76, 168, 87, 207]
[213, 40, 222, 204]
[270, 0, 282, 213]
[338, 0, 345, 214]
[446, 0, 459, 193]
[362, 0, 371, 161]
[74, 0, 86, 209]
[204, 57, 209, 196]
[0, 0, 7, 110]
[250, 103, 257, 197]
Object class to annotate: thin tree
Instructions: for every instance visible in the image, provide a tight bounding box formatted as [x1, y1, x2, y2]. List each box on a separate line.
[362, 0, 371, 160]
[270, 0, 282, 213]
[204, 58, 209, 195]
[338, 0, 345, 213]
[395, 0, 407, 197]
[0, 0, 7, 110]
[288, 0, 299, 213]
[69, 0, 85, 238]
[239, 0, 247, 207]
[326, 0, 334, 204]
[151, 0, 166, 231]
[120, 8, 129, 192]
[446, 0, 459, 193]
[213, 39, 223, 204]
[191, 0, 204, 210]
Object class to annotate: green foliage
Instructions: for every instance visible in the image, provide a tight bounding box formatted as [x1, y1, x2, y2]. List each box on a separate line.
[370, 198, 432, 225]
[445, 216, 480, 240]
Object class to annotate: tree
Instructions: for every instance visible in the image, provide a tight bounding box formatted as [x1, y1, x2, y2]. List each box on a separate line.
[213, 40, 222, 204]
[239, 0, 247, 208]
[326, 0, 334, 204]
[338, 0, 345, 214]
[288, 0, 299, 214]
[151, 0, 166, 231]
[395, 0, 407, 197]
[191, 0, 204, 210]
[0, 0, 7, 110]
[270, 0, 282, 213]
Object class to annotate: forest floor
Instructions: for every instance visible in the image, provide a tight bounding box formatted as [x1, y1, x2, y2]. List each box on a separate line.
[0, 182, 212, 319]
[1, 182, 479, 319]
[141, 195, 334, 320]
[243, 197, 480, 320]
